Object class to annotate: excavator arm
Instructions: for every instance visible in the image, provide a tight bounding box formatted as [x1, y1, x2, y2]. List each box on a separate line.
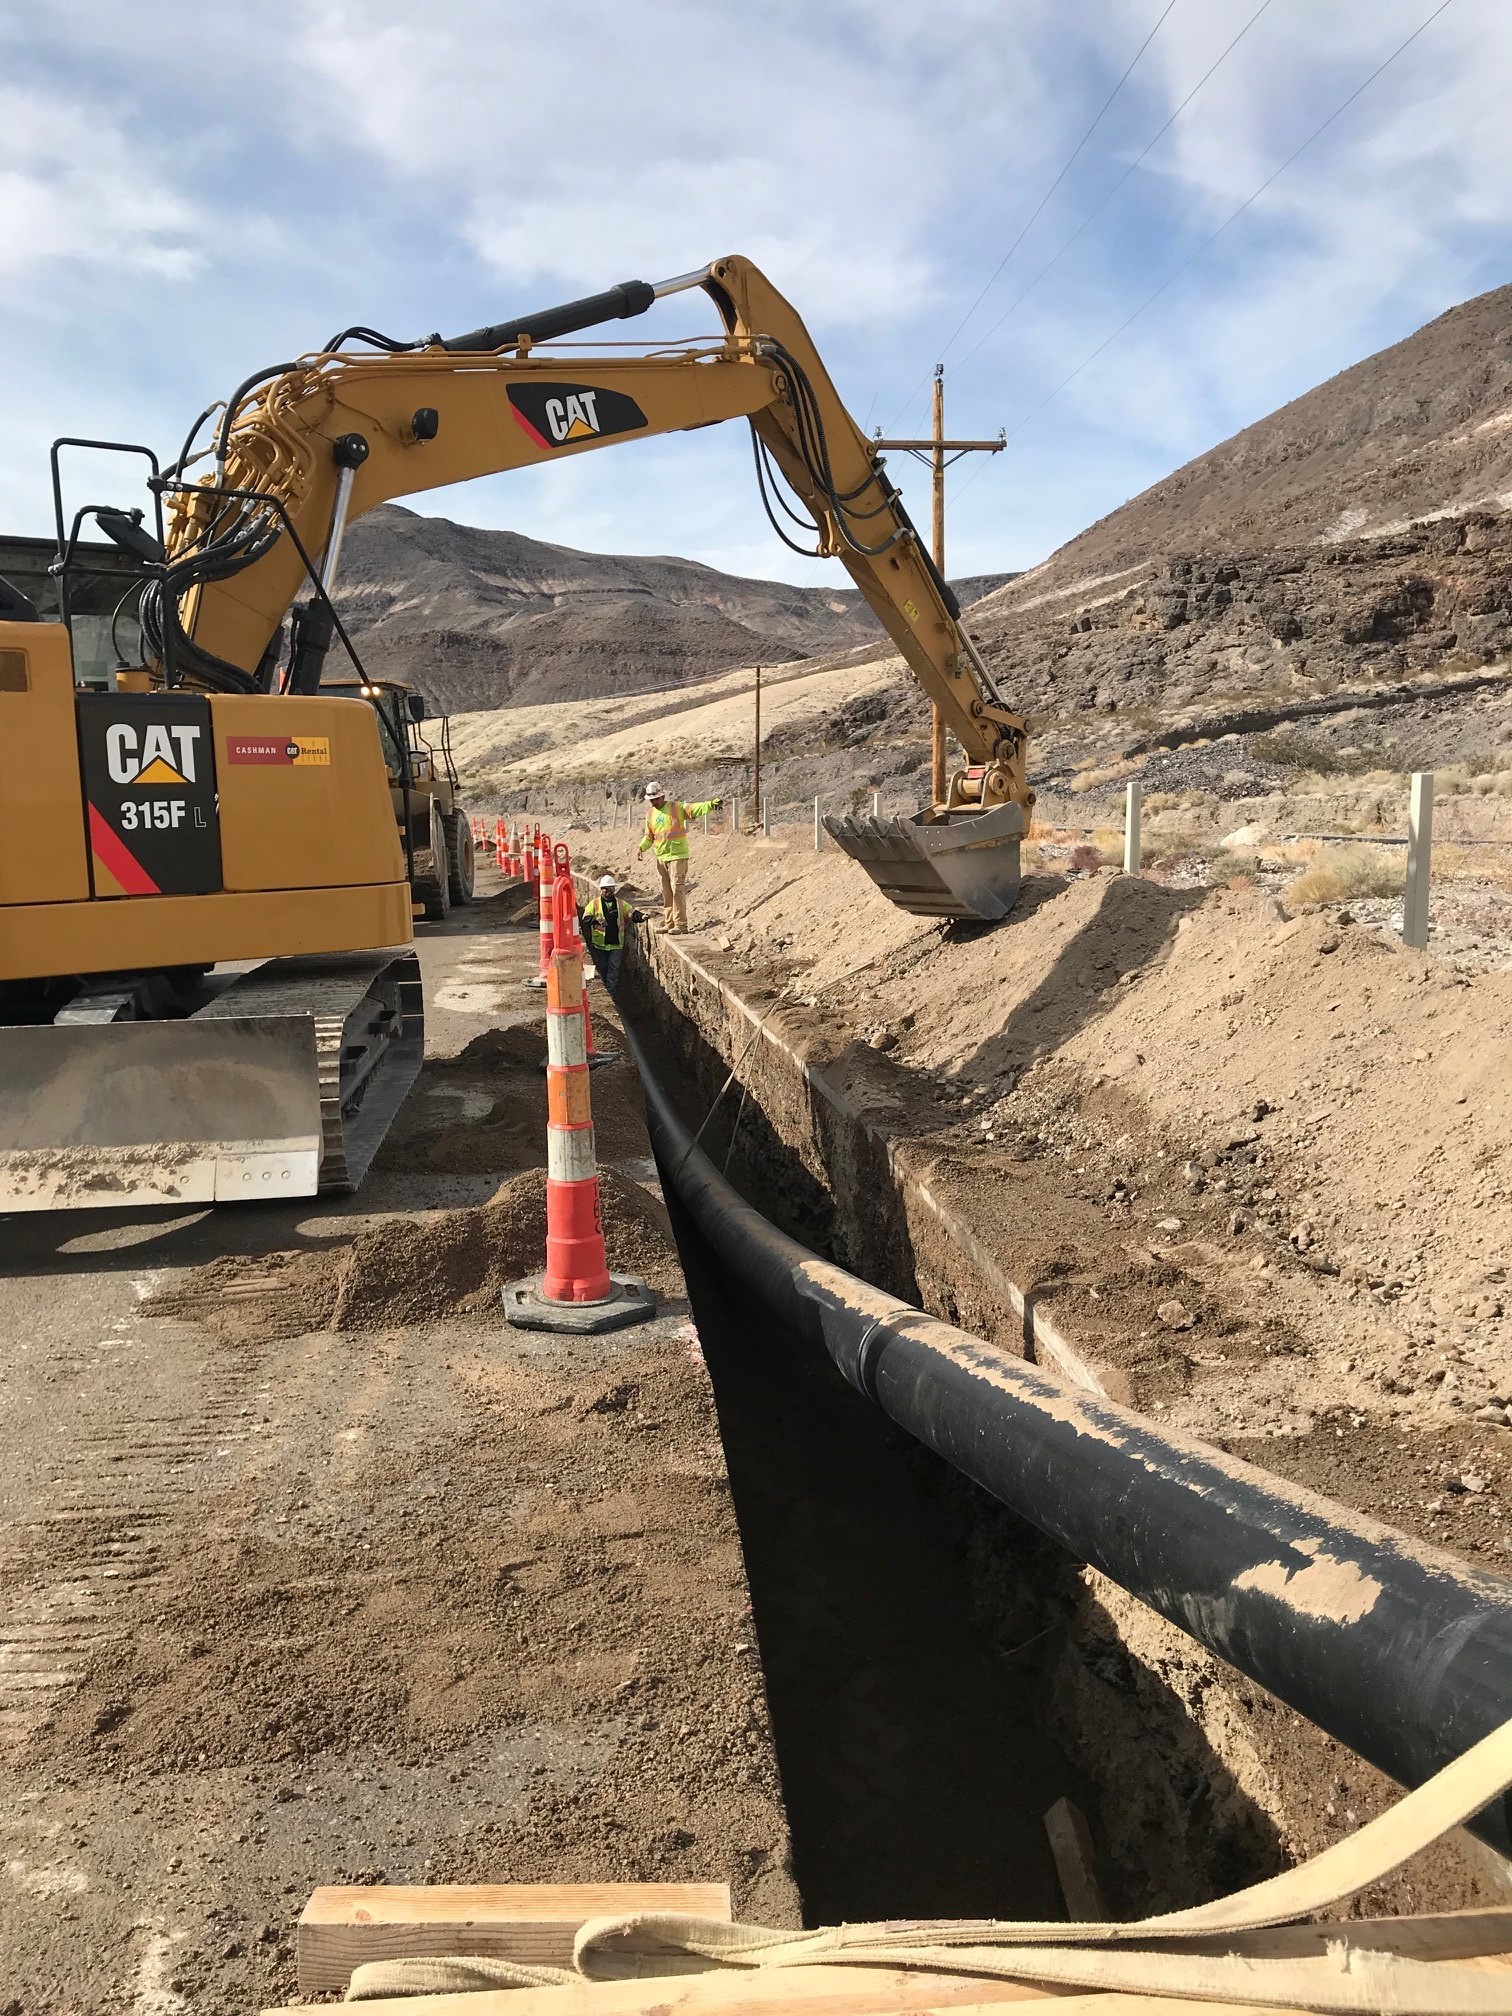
[160, 256, 1029, 918]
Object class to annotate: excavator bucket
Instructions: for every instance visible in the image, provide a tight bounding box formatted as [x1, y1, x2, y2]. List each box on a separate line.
[823, 801, 1025, 921]
[0, 951, 423, 1213]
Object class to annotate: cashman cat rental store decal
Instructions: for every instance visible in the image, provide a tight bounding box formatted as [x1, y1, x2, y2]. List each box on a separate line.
[225, 735, 331, 766]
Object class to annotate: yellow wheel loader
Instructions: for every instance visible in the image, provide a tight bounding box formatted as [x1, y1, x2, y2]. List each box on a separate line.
[0, 257, 1029, 1212]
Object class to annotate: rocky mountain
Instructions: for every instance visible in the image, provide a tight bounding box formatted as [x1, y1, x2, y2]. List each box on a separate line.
[959, 282, 1512, 730]
[332, 504, 1009, 712]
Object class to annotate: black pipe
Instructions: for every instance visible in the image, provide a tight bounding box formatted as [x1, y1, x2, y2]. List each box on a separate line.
[442, 280, 656, 354]
[624, 1021, 1512, 1853]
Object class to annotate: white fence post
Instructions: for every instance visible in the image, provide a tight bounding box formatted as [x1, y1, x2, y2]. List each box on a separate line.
[1402, 770, 1434, 950]
[814, 796, 821, 850]
[762, 797, 770, 837]
[733, 795, 741, 834]
[872, 789, 881, 820]
[703, 809, 709, 835]
[1124, 781, 1142, 875]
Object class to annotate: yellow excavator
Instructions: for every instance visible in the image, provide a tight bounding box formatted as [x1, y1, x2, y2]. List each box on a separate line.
[0, 256, 1031, 1213]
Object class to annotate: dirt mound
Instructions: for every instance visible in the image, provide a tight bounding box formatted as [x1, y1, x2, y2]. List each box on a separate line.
[152, 1166, 681, 1342]
[377, 1022, 652, 1176]
[610, 830, 1512, 1568]
[329, 1165, 681, 1328]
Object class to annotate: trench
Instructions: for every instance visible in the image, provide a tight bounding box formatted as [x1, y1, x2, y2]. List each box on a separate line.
[614, 935, 1512, 1923]
[623, 987, 1215, 1925]
[667, 1181, 1100, 1923]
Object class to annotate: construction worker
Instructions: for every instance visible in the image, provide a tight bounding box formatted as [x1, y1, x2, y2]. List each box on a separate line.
[581, 873, 627, 992]
[637, 781, 721, 934]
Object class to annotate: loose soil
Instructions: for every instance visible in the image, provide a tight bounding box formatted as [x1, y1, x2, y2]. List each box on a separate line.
[373, 1022, 657, 1174]
[0, 918, 797, 2016]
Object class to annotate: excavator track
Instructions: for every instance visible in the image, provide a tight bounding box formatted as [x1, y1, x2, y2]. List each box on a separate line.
[195, 951, 425, 1194]
[0, 951, 423, 1213]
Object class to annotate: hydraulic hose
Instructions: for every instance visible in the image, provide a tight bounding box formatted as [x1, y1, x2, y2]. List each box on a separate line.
[624, 1021, 1512, 1854]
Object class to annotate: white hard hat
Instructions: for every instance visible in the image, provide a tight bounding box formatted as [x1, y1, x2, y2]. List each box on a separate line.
[599, 873, 617, 889]
[645, 780, 664, 798]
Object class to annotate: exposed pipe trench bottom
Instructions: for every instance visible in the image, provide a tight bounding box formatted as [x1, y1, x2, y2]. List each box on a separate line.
[614, 936, 1512, 1908]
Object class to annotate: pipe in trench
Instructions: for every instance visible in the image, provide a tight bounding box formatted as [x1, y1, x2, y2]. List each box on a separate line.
[623, 1022, 1512, 1855]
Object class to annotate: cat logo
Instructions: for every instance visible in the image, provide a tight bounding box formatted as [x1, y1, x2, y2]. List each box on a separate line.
[104, 721, 201, 788]
[507, 381, 648, 452]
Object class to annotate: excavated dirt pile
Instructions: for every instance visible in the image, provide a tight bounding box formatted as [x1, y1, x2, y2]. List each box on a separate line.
[152, 1165, 681, 1341]
[587, 833, 1512, 1505]
[373, 1022, 656, 1175]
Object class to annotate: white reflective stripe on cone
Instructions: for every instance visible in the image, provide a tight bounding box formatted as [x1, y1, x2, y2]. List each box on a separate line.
[546, 1013, 588, 1067]
[547, 1127, 597, 1182]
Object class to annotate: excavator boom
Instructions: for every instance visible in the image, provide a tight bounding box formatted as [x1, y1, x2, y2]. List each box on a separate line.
[168, 256, 1030, 918]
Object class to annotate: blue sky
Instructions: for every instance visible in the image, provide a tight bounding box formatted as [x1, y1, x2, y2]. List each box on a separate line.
[2, 0, 1507, 589]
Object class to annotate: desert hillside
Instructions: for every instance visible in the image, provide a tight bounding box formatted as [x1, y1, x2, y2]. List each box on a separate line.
[965, 281, 1512, 728]
[331, 503, 1006, 713]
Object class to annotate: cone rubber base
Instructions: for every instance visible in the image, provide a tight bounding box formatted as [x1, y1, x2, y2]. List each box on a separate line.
[503, 1272, 657, 1334]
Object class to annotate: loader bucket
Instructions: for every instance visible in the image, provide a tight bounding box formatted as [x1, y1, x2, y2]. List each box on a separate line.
[823, 800, 1025, 921]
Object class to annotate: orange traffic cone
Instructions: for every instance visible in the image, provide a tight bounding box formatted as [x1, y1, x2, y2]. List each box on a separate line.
[503, 856, 655, 1335]
[524, 836, 554, 990]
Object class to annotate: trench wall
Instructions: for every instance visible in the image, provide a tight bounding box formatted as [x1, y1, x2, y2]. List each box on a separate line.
[619, 927, 1512, 1915]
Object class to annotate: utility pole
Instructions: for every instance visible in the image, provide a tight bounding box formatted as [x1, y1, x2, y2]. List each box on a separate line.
[752, 663, 761, 834]
[874, 365, 1004, 806]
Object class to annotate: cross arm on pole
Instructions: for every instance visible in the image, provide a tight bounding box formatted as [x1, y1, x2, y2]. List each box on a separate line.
[872, 436, 1006, 452]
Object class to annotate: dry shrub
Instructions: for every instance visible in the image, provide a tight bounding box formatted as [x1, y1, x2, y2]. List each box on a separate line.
[1283, 843, 1402, 913]
[1069, 756, 1142, 795]
[1143, 824, 1210, 861]
[1437, 759, 1512, 798]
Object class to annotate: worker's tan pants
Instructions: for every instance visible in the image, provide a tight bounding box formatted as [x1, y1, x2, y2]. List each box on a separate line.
[657, 856, 689, 931]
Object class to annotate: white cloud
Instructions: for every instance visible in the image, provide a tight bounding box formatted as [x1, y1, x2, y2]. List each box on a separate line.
[0, 82, 202, 280]
[1, 0, 1510, 589]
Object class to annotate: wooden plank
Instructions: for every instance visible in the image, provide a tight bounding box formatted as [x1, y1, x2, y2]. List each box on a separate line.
[269, 1946, 1512, 2016]
[1042, 1798, 1104, 1923]
[296, 1881, 731, 1996]
[267, 1961, 1061, 2016]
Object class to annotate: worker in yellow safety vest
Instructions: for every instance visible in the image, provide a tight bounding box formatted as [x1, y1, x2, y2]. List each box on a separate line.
[580, 873, 629, 992]
[637, 780, 721, 935]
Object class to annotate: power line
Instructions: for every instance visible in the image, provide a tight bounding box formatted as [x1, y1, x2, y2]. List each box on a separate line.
[881, 0, 1180, 435]
[947, 0, 1458, 512]
[948, 0, 1279, 383]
